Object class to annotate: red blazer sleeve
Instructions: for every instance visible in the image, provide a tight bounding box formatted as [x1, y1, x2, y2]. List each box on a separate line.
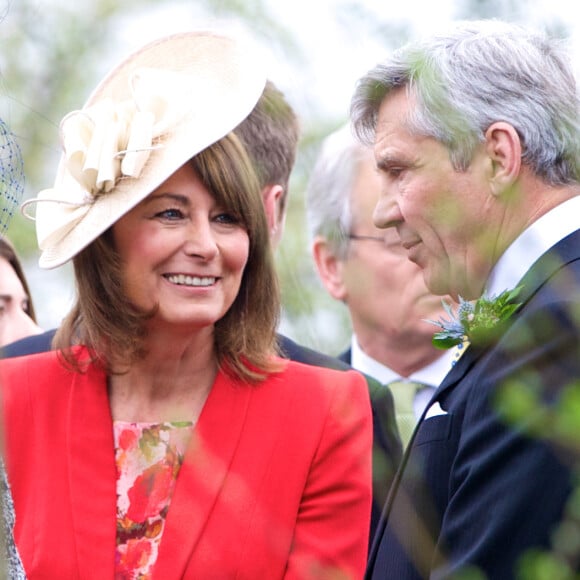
[161, 362, 374, 579]
[284, 368, 372, 579]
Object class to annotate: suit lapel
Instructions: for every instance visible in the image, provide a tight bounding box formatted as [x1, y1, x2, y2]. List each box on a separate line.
[68, 352, 117, 577]
[366, 342, 478, 567]
[338, 348, 352, 365]
[154, 369, 251, 577]
[516, 228, 580, 304]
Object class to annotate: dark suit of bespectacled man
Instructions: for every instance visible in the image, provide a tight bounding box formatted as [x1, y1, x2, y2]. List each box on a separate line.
[351, 19, 580, 579]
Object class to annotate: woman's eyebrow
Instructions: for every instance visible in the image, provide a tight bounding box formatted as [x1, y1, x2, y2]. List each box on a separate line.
[142, 192, 190, 206]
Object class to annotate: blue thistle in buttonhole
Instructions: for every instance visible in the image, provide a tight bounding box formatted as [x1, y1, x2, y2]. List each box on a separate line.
[426, 287, 523, 349]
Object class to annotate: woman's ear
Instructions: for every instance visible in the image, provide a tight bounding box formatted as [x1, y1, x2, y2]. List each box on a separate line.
[484, 121, 522, 197]
[312, 237, 348, 301]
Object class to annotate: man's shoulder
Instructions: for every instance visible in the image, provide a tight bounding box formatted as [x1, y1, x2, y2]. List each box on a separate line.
[275, 335, 403, 477]
[277, 334, 351, 371]
[1, 329, 57, 358]
[276, 334, 384, 395]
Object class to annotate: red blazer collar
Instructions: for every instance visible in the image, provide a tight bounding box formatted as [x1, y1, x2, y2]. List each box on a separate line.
[154, 370, 252, 576]
[67, 357, 252, 578]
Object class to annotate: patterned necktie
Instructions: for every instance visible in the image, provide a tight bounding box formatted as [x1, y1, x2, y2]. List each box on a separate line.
[451, 338, 471, 368]
[388, 380, 424, 449]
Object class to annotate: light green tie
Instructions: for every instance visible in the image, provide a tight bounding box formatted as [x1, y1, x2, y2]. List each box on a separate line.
[388, 380, 422, 449]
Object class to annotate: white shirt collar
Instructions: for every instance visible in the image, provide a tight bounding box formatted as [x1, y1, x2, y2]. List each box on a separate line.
[486, 196, 580, 297]
[350, 334, 453, 388]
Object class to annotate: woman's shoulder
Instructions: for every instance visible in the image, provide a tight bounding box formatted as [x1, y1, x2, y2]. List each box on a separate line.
[263, 357, 369, 403]
[253, 359, 372, 443]
[280, 356, 360, 377]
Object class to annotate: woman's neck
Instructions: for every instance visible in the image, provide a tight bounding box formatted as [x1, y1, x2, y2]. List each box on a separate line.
[108, 330, 218, 423]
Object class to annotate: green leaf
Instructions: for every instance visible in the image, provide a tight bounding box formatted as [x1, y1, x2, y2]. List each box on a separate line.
[432, 334, 463, 349]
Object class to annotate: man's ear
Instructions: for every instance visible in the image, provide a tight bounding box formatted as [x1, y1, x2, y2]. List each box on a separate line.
[484, 121, 522, 197]
[312, 236, 347, 301]
[261, 184, 285, 243]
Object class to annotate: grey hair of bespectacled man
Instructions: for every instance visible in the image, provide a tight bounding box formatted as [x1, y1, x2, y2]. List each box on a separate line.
[306, 125, 373, 260]
[350, 19, 580, 186]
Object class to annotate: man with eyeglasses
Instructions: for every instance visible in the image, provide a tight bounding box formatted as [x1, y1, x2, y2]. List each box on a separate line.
[306, 125, 454, 449]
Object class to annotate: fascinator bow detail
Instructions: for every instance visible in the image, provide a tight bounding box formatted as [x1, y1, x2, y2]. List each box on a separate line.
[21, 67, 190, 250]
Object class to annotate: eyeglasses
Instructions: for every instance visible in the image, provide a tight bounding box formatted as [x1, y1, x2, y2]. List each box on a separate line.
[347, 232, 406, 254]
[348, 234, 385, 243]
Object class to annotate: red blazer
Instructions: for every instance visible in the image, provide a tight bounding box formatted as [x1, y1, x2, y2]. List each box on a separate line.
[0, 348, 372, 579]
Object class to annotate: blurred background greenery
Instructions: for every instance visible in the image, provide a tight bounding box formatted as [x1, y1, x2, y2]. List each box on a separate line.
[0, 0, 574, 355]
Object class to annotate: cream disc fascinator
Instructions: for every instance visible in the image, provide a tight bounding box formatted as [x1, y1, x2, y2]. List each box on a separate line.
[23, 31, 267, 269]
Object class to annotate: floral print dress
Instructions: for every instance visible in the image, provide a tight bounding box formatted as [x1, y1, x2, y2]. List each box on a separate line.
[113, 421, 193, 580]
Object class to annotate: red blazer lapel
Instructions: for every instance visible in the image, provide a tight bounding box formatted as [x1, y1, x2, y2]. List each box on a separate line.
[154, 369, 251, 577]
[68, 357, 117, 578]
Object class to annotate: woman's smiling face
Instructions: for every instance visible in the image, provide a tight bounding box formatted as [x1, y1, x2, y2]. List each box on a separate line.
[112, 161, 249, 331]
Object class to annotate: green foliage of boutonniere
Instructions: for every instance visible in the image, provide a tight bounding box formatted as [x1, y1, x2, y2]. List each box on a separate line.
[427, 287, 523, 350]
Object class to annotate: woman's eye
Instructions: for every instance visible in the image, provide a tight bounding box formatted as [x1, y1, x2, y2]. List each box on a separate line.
[214, 212, 239, 225]
[156, 208, 184, 220]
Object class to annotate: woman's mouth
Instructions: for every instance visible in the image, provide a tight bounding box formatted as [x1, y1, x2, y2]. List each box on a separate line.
[165, 274, 217, 287]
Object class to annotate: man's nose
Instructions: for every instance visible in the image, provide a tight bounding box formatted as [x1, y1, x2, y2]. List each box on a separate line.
[373, 193, 402, 230]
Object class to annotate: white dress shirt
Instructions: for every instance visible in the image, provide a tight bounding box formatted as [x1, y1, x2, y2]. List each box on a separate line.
[486, 196, 580, 297]
[350, 335, 454, 419]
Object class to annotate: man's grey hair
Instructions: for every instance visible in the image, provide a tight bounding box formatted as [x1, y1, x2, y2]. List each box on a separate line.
[351, 19, 580, 185]
[306, 125, 370, 259]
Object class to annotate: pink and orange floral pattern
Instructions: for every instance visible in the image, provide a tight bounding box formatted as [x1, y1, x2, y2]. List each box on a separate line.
[113, 421, 192, 580]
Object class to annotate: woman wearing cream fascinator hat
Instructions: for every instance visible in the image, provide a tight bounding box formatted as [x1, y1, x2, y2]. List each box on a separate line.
[1, 31, 372, 578]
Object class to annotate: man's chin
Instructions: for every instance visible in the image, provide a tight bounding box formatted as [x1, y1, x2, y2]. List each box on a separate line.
[421, 269, 450, 298]
[422, 266, 484, 301]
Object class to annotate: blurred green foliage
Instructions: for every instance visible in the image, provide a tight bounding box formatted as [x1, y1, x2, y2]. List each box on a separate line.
[0, 0, 572, 355]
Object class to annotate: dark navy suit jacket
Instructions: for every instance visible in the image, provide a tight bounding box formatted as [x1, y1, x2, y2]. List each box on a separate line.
[1, 329, 56, 358]
[367, 229, 580, 579]
[277, 335, 402, 542]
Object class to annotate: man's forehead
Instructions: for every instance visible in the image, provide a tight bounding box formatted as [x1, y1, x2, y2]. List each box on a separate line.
[375, 89, 413, 130]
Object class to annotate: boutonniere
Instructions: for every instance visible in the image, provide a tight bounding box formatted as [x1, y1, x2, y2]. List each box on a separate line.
[427, 286, 523, 349]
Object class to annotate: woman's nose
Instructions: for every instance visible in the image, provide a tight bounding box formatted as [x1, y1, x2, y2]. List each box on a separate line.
[183, 221, 219, 260]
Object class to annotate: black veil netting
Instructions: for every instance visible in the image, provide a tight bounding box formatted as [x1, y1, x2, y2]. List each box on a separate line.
[0, 118, 24, 233]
